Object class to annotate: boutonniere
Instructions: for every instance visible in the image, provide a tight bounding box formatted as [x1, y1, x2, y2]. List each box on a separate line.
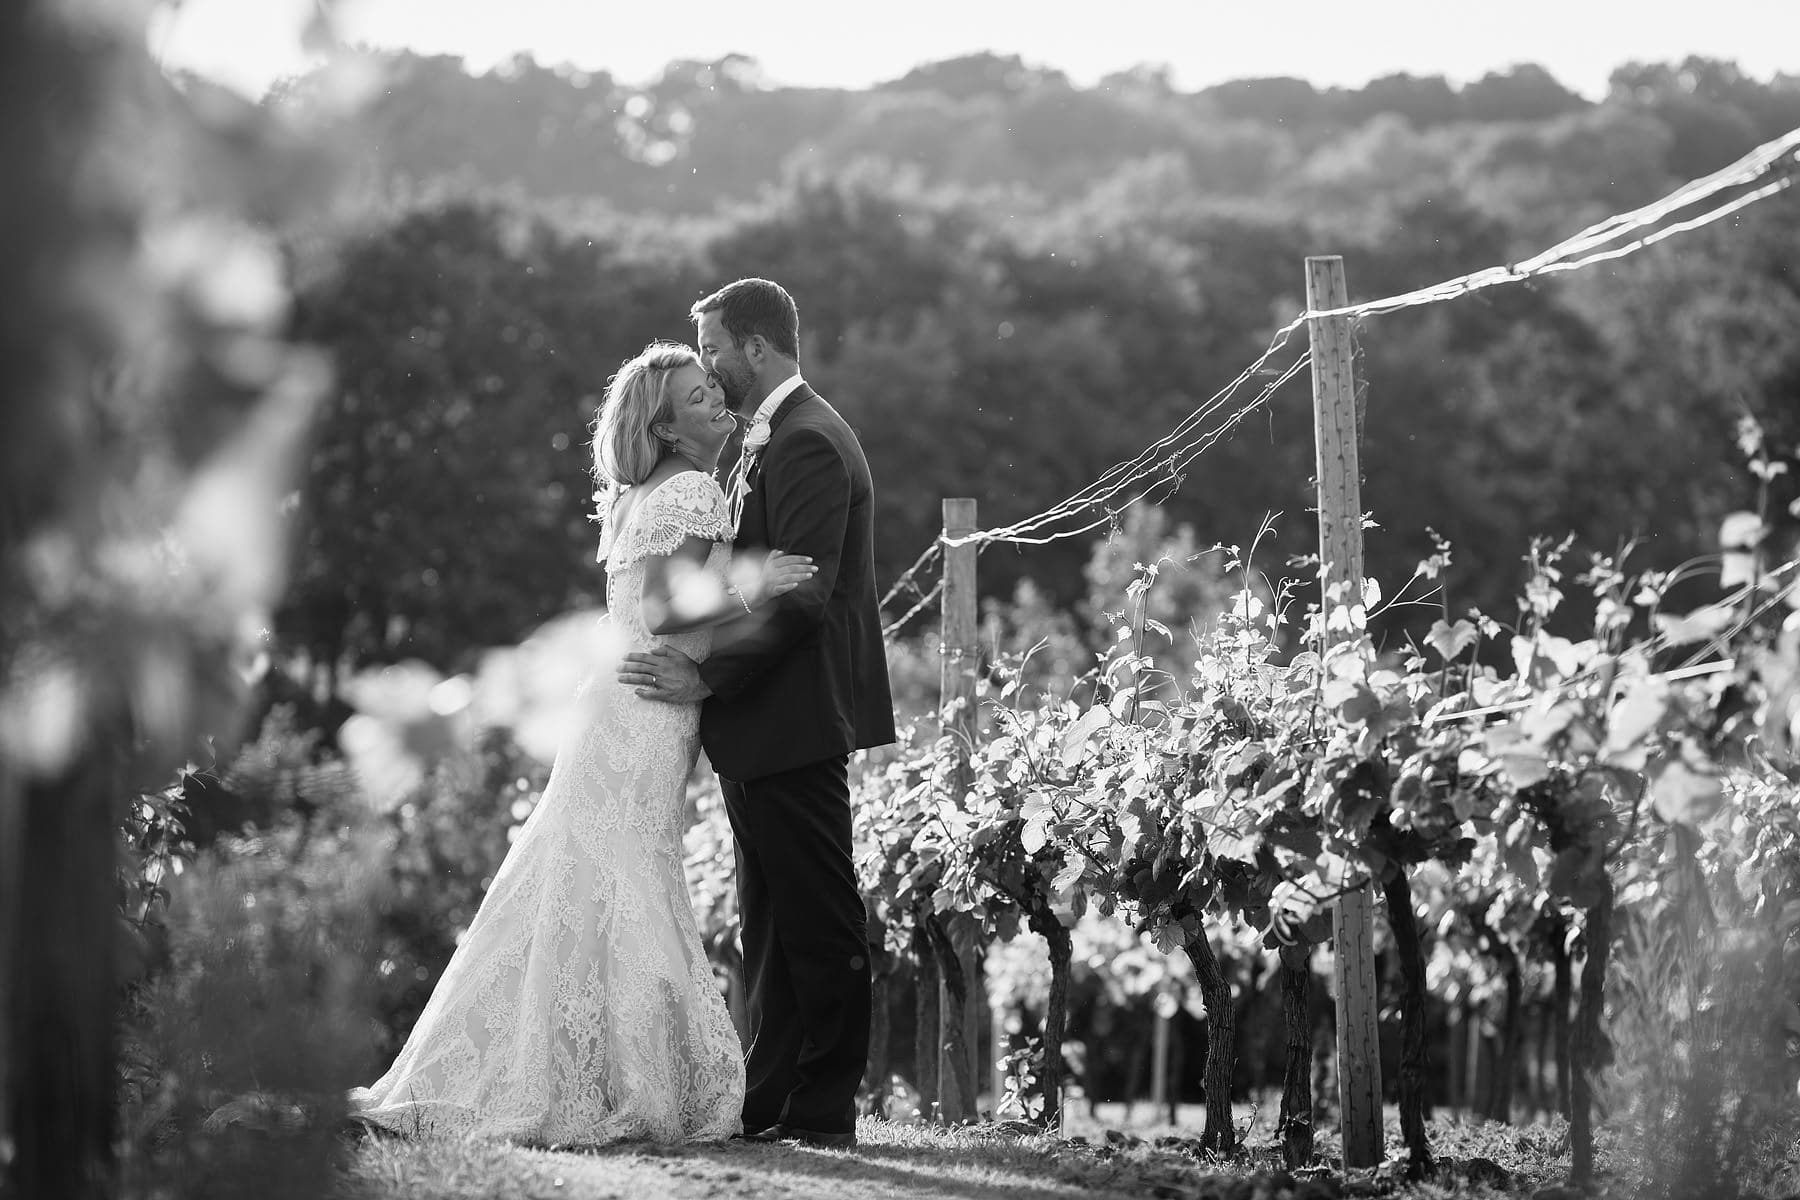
[725, 420, 772, 534]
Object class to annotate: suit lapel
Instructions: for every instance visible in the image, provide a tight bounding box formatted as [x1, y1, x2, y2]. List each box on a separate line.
[732, 384, 814, 546]
[765, 382, 815, 437]
[745, 383, 814, 487]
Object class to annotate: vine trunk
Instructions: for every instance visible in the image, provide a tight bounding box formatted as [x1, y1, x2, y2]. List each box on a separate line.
[1495, 947, 1522, 1123]
[1382, 868, 1434, 1177]
[862, 952, 894, 1116]
[1277, 942, 1314, 1168]
[1184, 927, 1238, 1155]
[911, 921, 939, 1116]
[1027, 908, 1072, 1133]
[1570, 880, 1615, 1188]
[927, 914, 976, 1123]
[1551, 922, 1572, 1118]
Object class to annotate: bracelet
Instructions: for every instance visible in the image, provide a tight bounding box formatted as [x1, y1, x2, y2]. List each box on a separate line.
[728, 584, 753, 614]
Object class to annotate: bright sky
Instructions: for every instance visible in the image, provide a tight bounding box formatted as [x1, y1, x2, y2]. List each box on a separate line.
[152, 0, 1799, 99]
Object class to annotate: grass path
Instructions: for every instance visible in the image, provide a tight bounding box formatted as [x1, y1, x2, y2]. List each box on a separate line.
[339, 1108, 1590, 1199]
[342, 1120, 1178, 1200]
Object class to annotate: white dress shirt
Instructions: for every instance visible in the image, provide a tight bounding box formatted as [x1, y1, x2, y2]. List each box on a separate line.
[746, 373, 807, 434]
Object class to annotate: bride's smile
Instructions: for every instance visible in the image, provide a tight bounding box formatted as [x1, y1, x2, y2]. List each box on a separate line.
[658, 364, 736, 463]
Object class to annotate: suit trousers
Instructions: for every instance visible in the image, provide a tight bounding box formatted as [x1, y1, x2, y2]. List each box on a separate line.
[721, 755, 871, 1135]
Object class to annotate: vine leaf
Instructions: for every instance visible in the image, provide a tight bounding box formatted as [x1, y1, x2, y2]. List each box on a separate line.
[1426, 618, 1477, 662]
[1601, 677, 1669, 769]
[1718, 510, 1764, 549]
[1652, 603, 1737, 647]
[1484, 723, 1551, 787]
[1059, 705, 1112, 768]
[1021, 816, 1051, 856]
[1720, 551, 1759, 590]
[1650, 758, 1725, 826]
[1050, 860, 1085, 897]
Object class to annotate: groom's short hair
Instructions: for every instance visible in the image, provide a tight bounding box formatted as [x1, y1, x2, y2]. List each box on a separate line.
[690, 278, 800, 362]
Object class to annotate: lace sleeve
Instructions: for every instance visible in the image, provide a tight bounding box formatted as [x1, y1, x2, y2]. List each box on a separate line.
[608, 471, 730, 568]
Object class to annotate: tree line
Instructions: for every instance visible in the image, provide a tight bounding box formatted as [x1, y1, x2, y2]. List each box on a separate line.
[274, 48, 1800, 681]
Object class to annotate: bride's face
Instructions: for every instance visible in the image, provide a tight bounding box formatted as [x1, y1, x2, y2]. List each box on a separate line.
[660, 362, 735, 456]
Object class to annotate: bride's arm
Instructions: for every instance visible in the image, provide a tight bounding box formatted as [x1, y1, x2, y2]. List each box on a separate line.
[640, 539, 815, 636]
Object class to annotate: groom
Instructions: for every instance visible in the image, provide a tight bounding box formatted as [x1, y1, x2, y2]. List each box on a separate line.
[620, 278, 895, 1148]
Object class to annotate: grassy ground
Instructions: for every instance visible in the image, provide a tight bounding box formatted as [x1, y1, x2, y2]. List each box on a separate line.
[341, 1120, 1167, 1200]
[336, 1105, 1601, 1200]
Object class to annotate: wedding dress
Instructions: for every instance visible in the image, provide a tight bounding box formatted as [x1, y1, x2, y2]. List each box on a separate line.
[350, 470, 745, 1143]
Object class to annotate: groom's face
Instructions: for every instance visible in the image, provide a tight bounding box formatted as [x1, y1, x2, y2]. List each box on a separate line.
[696, 311, 757, 411]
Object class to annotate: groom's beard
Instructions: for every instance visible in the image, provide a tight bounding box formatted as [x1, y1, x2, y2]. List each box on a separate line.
[716, 364, 756, 411]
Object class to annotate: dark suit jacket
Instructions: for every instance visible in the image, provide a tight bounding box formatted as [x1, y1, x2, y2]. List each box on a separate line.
[698, 382, 897, 780]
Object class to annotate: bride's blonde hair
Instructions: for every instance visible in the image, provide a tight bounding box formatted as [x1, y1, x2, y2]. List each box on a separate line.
[592, 341, 698, 493]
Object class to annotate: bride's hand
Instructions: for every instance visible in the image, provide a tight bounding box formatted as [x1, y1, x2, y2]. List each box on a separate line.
[741, 550, 816, 608]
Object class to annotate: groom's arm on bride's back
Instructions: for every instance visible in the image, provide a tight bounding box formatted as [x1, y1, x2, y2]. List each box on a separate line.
[699, 430, 849, 697]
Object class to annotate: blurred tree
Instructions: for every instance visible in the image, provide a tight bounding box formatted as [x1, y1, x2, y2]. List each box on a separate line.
[1293, 114, 1457, 213]
[880, 52, 1070, 100]
[1097, 63, 1179, 103]
[635, 55, 844, 210]
[1180, 125, 1300, 197]
[1608, 58, 1781, 179]
[1197, 76, 1331, 127]
[1345, 72, 1462, 127]
[1460, 64, 1589, 123]
[314, 52, 644, 198]
[1450, 106, 1676, 247]
[1564, 193, 1800, 554]
[804, 89, 1029, 191]
[704, 170, 980, 359]
[283, 200, 691, 678]
[1007, 82, 1194, 189]
[811, 309, 970, 590]
[304, 51, 1799, 224]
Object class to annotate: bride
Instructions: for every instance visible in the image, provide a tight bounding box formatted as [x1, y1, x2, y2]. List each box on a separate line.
[350, 342, 812, 1144]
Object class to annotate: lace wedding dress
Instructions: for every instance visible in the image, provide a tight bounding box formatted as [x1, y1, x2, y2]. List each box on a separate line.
[350, 470, 745, 1144]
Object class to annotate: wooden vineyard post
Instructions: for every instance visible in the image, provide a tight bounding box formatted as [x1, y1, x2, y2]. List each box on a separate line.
[1305, 255, 1385, 1168]
[991, 999, 1008, 1114]
[937, 498, 981, 1122]
[1150, 1005, 1172, 1116]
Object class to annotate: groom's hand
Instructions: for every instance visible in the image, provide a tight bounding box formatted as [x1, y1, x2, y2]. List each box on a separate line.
[619, 646, 713, 704]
